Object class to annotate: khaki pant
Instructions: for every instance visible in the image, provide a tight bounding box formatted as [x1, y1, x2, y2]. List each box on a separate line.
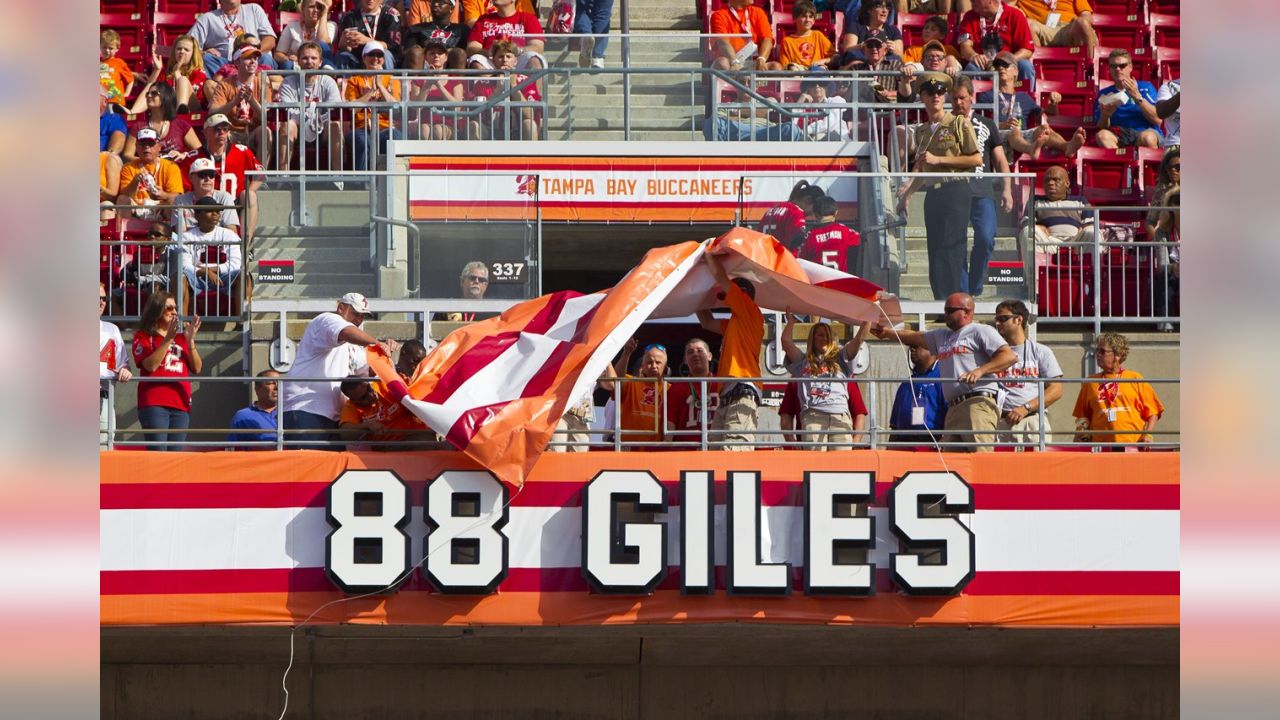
[800, 409, 854, 450]
[551, 413, 591, 453]
[1029, 18, 1084, 47]
[997, 413, 1052, 449]
[712, 393, 758, 451]
[943, 394, 999, 452]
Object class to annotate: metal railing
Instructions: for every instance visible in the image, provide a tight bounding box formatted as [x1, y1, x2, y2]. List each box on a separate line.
[100, 372, 1178, 453]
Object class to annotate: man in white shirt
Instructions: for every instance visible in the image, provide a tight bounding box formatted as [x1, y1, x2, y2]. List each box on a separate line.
[991, 300, 1063, 448]
[100, 283, 133, 446]
[281, 292, 397, 448]
[1156, 78, 1180, 148]
[179, 196, 243, 295]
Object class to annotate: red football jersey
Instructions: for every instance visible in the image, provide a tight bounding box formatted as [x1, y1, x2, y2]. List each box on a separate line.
[468, 11, 543, 49]
[132, 331, 193, 411]
[181, 144, 262, 198]
[799, 221, 861, 273]
[758, 202, 808, 253]
[666, 380, 721, 438]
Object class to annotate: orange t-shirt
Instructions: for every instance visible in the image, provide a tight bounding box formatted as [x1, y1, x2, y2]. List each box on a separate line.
[714, 281, 764, 392]
[208, 74, 267, 132]
[1016, 0, 1092, 25]
[778, 29, 834, 68]
[100, 152, 113, 193]
[462, 0, 538, 24]
[709, 5, 773, 53]
[901, 43, 960, 64]
[100, 57, 134, 107]
[405, 0, 463, 25]
[345, 74, 402, 129]
[1072, 369, 1164, 443]
[339, 384, 426, 442]
[118, 158, 184, 203]
[618, 375, 666, 445]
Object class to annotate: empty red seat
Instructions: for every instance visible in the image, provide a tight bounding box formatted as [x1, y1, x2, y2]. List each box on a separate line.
[1037, 79, 1095, 131]
[154, 0, 206, 13]
[99, 0, 147, 16]
[1077, 147, 1139, 203]
[1148, 0, 1181, 14]
[1155, 47, 1179, 83]
[153, 11, 200, 49]
[1090, 0, 1143, 14]
[1033, 46, 1090, 84]
[896, 12, 934, 48]
[1136, 147, 1166, 196]
[1149, 13, 1180, 49]
[1090, 12, 1148, 51]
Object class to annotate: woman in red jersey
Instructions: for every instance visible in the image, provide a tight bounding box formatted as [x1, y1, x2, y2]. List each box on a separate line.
[758, 180, 825, 254]
[132, 291, 203, 451]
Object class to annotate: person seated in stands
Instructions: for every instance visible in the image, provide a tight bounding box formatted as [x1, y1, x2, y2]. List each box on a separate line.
[465, 0, 547, 71]
[100, 29, 134, 112]
[181, 115, 263, 248]
[338, 374, 428, 448]
[1072, 332, 1164, 446]
[703, 107, 800, 142]
[1014, 0, 1096, 61]
[445, 260, 495, 321]
[598, 338, 669, 450]
[395, 339, 429, 381]
[205, 44, 269, 153]
[101, 146, 123, 221]
[173, 158, 241, 235]
[275, 42, 345, 171]
[490, 39, 542, 140]
[119, 220, 177, 297]
[901, 16, 961, 69]
[779, 316, 869, 449]
[189, 1, 282, 74]
[888, 344, 947, 445]
[708, 0, 779, 72]
[838, 36, 902, 103]
[1151, 187, 1179, 332]
[403, 0, 469, 70]
[100, 87, 127, 155]
[1094, 49, 1162, 150]
[124, 83, 202, 164]
[778, 1, 836, 72]
[228, 369, 281, 448]
[759, 180, 824, 254]
[1024, 165, 1094, 263]
[277, 0, 339, 70]
[345, 41, 402, 172]
[992, 300, 1064, 448]
[129, 37, 209, 115]
[459, 0, 536, 27]
[1145, 147, 1179, 236]
[462, 53, 500, 140]
[897, 40, 960, 103]
[956, 0, 1037, 88]
[896, 0, 962, 13]
[979, 52, 1087, 159]
[792, 80, 851, 141]
[336, 0, 404, 69]
[1156, 77, 1179, 149]
[409, 39, 467, 139]
[178, 197, 243, 299]
[116, 128, 184, 219]
[799, 195, 862, 272]
[840, 0, 903, 57]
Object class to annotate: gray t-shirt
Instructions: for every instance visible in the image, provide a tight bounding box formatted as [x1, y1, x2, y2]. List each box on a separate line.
[787, 356, 854, 415]
[171, 190, 240, 232]
[923, 323, 1009, 402]
[189, 5, 278, 58]
[993, 340, 1063, 411]
[277, 74, 343, 141]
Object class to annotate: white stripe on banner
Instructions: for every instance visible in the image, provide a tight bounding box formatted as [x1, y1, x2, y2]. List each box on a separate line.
[101, 507, 1180, 573]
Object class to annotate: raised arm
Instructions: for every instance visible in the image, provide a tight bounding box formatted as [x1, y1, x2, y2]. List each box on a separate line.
[781, 312, 803, 365]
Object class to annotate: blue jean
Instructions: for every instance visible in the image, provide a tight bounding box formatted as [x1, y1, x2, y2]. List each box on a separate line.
[575, 0, 615, 58]
[966, 194, 997, 296]
[137, 405, 190, 451]
[348, 127, 401, 170]
[282, 410, 340, 450]
[702, 116, 798, 142]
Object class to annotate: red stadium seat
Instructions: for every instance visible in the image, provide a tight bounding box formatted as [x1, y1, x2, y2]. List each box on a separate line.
[1096, 45, 1155, 82]
[100, 13, 149, 64]
[1090, 0, 1143, 15]
[1089, 13, 1147, 51]
[896, 12, 933, 48]
[1037, 79, 1095, 132]
[154, 12, 200, 49]
[1148, 0, 1180, 14]
[1136, 147, 1166, 196]
[1150, 13, 1180, 50]
[99, 0, 148, 16]
[1155, 47, 1179, 83]
[1033, 46, 1091, 84]
[1077, 147, 1139, 203]
[154, 0, 206, 13]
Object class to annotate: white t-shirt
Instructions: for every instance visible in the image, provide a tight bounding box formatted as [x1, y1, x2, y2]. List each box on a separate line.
[283, 312, 369, 420]
[1157, 79, 1179, 147]
[179, 225, 243, 276]
[277, 20, 339, 57]
[100, 320, 127, 383]
[992, 340, 1063, 410]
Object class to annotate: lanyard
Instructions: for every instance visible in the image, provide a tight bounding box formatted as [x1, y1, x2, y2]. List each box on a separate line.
[362, 11, 381, 39]
[979, 5, 1003, 37]
[728, 7, 753, 36]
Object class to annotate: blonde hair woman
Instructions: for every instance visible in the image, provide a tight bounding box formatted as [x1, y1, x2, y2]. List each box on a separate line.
[129, 36, 208, 114]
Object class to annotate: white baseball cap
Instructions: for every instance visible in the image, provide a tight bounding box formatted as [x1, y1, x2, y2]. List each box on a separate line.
[339, 292, 372, 316]
[362, 40, 388, 56]
[467, 53, 494, 69]
[136, 128, 159, 142]
[188, 157, 217, 175]
[204, 113, 232, 128]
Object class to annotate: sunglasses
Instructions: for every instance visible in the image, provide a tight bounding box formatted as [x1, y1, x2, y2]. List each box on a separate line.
[1169, 164, 1181, 171]
[194, 172, 218, 179]
[99, 295, 108, 302]
[993, 314, 1015, 323]
[211, 126, 232, 133]
[163, 304, 178, 311]
[643, 343, 667, 354]
[137, 139, 159, 146]
[465, 275, 489, 283]
[1110, 62, 1130, 69]
[944, 306, 969, 313]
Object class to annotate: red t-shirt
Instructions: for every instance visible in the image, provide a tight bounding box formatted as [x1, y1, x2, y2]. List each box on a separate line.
[666, 380, 721, 439]
[132, 331, 193, 411]
[128, 116, 195, 158]
[779, 376, 868, 418]
[180, 144, 263, 198]
[799, 221, 861, 273]
[468, 11, 543, 49]
[758, 202, 808, 253]
[956, 6, 1034, 55]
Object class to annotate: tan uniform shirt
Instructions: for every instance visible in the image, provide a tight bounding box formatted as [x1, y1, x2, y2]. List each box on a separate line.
[911, 112, 981, 180]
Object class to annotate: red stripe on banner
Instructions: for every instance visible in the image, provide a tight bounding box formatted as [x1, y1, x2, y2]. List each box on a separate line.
[814, 276, 884, 300]
[100, 482, 332, 509]
[425, 332, 520, 404]
[969, 483, 1181, 510]
[523, 289, 576, 335]
[445, 401, 510, 451]
[101, 568, 1179, 597]
[408, 200, 747, 209]
[522, 339, 575, 399]
[405, 161, 859, 172]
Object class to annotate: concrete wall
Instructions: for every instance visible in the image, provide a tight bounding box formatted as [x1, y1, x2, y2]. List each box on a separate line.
[102, 626, 1177, 719]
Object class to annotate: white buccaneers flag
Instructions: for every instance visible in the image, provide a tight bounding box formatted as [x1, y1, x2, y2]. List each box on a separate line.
[370, 227, 900, 486]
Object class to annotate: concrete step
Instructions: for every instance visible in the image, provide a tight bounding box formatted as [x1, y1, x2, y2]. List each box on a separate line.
[550, 129, 700, 141]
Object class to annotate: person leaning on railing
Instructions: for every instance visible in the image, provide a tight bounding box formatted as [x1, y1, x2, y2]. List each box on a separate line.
[779, 315, 870, 449]
[100, 282, 134, 447]
[1072, 332, 1164, 446]
[991, 300, 1064, 448]
[598, 338, 670, 449]
[344, 41, 402, 171]
[228, 370, 280, 449]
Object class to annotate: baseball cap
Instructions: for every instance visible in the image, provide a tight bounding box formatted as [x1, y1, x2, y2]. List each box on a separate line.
[362, 40, 388, 56]
[204, 113, 232, 128]
[136, 128, 159, 142]
[423, 38, 448, 52]
[188, 157, 217, 175]
[861, 36, 885, 48]
[339, 292, 372, 316]
[194, 196, 222, 208]
[234, 44, 262, 61]
[922, 40, 946, 56]
[467, 53, 494, 69]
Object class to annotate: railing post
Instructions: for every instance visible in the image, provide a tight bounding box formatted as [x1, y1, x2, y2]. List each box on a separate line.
[1036, 378, 1046, 452]
[621, 2, 632, 140]
[699, 379, 709, 451]
[1091, 208, 1102, 335]
[106, 380, 116, 451]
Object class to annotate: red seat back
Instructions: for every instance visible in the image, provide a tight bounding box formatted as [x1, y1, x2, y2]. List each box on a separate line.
[1033, 46, 1090, 84]
[1090, 12, 1148, 51]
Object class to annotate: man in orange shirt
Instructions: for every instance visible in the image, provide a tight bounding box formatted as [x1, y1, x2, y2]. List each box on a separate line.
[709, 0, 778, 72]
[600, 337, 669, 448]
[338, 375, 428, 446]
[1015, 0, 1096, 59]
[697, 250, 764, 450]
[116, 128, 184, 216]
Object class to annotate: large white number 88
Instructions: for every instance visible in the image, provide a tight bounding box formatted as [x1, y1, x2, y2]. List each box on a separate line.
[325, 470, 412, 594]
